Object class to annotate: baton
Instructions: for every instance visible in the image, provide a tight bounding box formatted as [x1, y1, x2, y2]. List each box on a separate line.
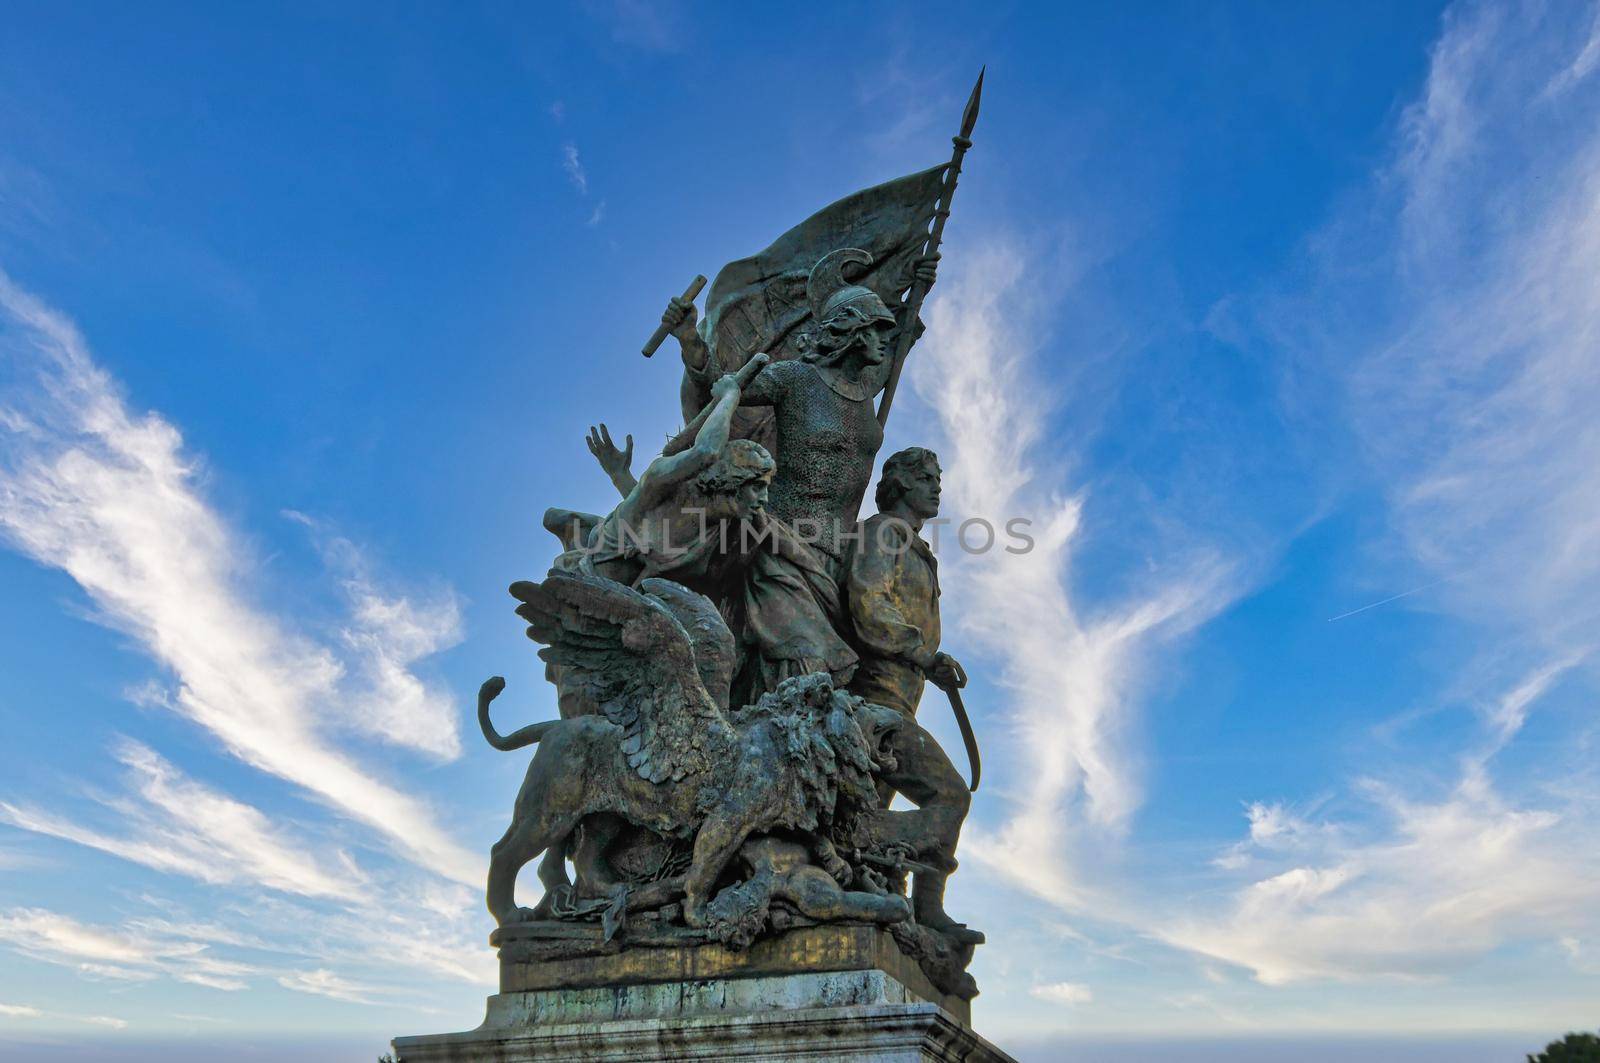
[641, 275, 707, 358]
[660, 353, 769, 456]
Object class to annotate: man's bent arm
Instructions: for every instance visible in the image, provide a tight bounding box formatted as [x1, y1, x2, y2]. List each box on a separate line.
[634, 377, 741, 505]
[608, 468, 639, 498]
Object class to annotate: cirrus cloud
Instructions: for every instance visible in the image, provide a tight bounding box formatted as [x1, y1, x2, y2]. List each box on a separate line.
[0, 271, 479, 885]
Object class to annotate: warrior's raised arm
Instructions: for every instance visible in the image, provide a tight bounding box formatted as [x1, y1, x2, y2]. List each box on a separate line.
[627, 372, 742, 513]
[659, 293, 711, 376]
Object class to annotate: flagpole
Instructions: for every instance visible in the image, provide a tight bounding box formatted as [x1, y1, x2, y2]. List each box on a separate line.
[876, 68, 984, 429]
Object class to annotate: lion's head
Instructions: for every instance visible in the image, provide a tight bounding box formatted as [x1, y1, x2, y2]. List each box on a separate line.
[732, 673, 903, 833]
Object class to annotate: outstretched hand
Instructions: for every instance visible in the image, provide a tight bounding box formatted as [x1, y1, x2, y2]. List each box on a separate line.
[585, 423, 633, 479]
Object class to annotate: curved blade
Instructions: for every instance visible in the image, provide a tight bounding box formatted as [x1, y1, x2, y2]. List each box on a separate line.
[945, 686, 981, 792]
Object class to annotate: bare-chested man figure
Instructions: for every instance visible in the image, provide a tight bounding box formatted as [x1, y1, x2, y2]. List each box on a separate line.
[551, 359, 856, 708]
[556, 370, 772, 590]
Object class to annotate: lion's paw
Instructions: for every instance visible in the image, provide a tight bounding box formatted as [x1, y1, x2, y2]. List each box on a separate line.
[878, 894, 912, 923]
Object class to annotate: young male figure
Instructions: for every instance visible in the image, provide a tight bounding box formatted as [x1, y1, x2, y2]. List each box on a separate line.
[846, 447, 979, 943]
[659, 250, 939, 573]
[557, 371, 856, 702]
[575, 372, 771, 589]
[527, 370, 809, 903]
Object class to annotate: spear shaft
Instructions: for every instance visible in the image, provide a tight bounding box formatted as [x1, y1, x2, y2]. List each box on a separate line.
[876, 68, 984, 429]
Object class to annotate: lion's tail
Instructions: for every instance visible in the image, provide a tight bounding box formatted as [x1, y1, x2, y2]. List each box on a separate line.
[478, 677, 559, 752]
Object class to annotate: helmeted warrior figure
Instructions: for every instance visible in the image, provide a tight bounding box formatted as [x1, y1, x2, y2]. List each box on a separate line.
[661, 248, 936, 571]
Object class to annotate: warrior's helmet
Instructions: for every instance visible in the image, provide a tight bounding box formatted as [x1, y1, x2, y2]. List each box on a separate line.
[805, 249, 896, 359]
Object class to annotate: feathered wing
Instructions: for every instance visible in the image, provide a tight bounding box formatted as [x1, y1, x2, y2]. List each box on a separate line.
[638, 577, 737, 713]
[509, 572, 733, 784]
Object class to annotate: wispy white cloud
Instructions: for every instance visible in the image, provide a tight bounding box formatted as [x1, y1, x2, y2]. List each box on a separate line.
[0, 907, 257, 991]
[908, 243, 1236, 904]
[130, 873, 493, 991]
[1242, 802, 1317, 847]
[0, 841, 40, 871]
[276, 968, 381, 1004]
[1168, 0, 1600, 990]
[854, 45, 948, 168]
[559, 142, 606, 227]
[561, 142, 588, 195]
[0, 908, 159, 968]
[1560, 935, 1600, 975]
[0, 1001, 127, 1029]
[1158, 990, 1254, 1029]
[0, 272, 479, 885]
[241, 877, 493, 987]
[1031, 981, 1093, 1006]
[1, 740, 367, 900]
[893, 5, 1600, 1006]
[1326, 2, 1600, 655]
[1211, 800, 1340, 872]
[1541, 5, 1600, 99]
[286, 514, 464, 759]
[84, 1014, 130, 1029]
[339, 580, 462, 759]
[1161, 756, 1600, 986]
[0, 888, 493, 1003]
[1479, 654, 1583, 749]
[1165, 648, 1600, 986]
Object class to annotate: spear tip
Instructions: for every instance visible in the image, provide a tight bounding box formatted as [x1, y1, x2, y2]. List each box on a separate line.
[960, 66, 985, 139]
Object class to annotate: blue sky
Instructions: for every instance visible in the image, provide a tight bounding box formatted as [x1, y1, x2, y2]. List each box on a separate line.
[1, 2, 1597, 1060]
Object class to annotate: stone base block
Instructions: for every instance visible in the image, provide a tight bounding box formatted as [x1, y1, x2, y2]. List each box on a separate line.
[391, 968, 1015, 1062]
[494, 922, 973, 1024]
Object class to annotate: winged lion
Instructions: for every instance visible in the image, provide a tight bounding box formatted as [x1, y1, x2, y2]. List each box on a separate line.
[479, 570, 906, 932]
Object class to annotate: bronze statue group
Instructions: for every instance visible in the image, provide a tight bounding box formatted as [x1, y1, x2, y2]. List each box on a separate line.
[480, 241, 985, 998]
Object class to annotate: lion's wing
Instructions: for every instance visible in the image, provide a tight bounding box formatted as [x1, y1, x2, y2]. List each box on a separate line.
[510, 572, 732, 784]
[638, 577, 737, 713]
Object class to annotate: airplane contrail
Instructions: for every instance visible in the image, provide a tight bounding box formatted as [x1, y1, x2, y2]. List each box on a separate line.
[1325, 573, 1462, 623]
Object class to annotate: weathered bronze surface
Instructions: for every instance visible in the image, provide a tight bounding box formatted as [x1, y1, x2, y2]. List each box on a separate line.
[473, 73, 990, 1008]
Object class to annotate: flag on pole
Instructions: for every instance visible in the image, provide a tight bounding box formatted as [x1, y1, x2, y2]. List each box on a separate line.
[699, 163, 949, 371]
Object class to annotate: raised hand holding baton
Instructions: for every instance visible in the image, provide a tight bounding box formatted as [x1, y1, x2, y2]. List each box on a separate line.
[641, 275, 707, 357]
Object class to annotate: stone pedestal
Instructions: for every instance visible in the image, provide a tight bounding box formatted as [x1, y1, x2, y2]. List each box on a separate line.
[391, 925, 1014, 1062]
